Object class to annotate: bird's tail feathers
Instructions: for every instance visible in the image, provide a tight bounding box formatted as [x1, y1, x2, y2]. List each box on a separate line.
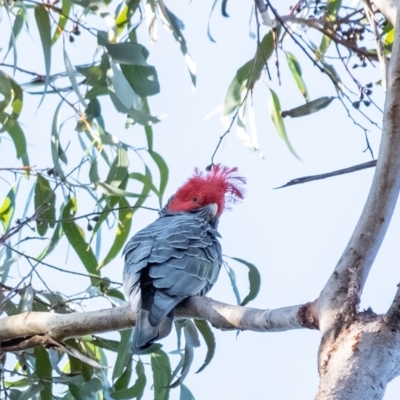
[133, 309, 173, 353]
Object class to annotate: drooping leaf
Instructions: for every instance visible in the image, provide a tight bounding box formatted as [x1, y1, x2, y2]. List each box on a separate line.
[129, 169, 159, 198]
[62, 197, 100, 285]
[228, 256, 261, 306]
[157, 1, 196, 87]
[111, 360, 146, 399]
[34, 174, 56, 236]
[52, 0, 72, 44]
[143, 0, 158, 41]
[194, 319, 215, 373]
[269, 89, 300, 159]
[113, 329, 133, 381]
[63, 44, 87, 108]
[77, 54, 109, 88]
[0, 186, 16, 231]
[0, 71, 12, 113]
[98, 31, 149, 66]
[171, 320, 200, 387]
[18, 384, 45, 400]
[0, 113, 29, 166]
[223, 32, 274, 115]
[6, 8, 25, 65]
[95, 182, 143, 198]
[106, 147, 129, 188]
[281, 96, 335, 118]
[91, 336, 120, 352]
[225, 263, 241, 305]
[34, 5, 52, 99]
[33, 347, 53, 400]
[149, 151, 169, 207]
[180, 384, 195, 400]
[121, 64, 160, 97]
[315, 0, 342, 58]
[51, 100, 67, 180]
[286, 52, 309, 102]
[98, 197, 132, 268]
[151, 350, 171, 400]
[17, 285, 34, 313]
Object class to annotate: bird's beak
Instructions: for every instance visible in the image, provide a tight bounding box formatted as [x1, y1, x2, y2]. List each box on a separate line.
[203, 203, 218, 220]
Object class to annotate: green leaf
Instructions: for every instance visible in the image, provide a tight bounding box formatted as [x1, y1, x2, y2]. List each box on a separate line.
[281, 96, 336, 118]
[194, 320, 215, 373]
[0, 71, 12, 112]
[229, 257, 261, 306]
[91, 336, 120, 352]
[33, 347, 52, 400]
[129, 170, 159, 197]
[106, 147, 129, 187]
[149, 151, 169, 207]
[34, 174, 56, 236]
[17, 285, 34, 313]
[36, 222, 63, 261]
[151, 350, 171, 400]
[18, 384, 45, 400]
[98, 32, 149, 66]
[51, 100, 67, 180]
[98, 197, 133, 269]
[157, 2, 196, 87]
[95, 182, 143, 198]
[142, 97, 154, 150]
[121, 64, 160, 97]
[112, 329, 133, 381]
[269, 89, 300, 160]
[114, 359, 133, 391]
[315, 0, 342, 58]
[223, 74, 247, 116]
[0, 113, 29, 166]
[52, 0, 72, 44]
[63, 44, 87, 108]
[34, 5, 52, 98]
[223, 32, 274, 116]
[180, 384, 195, 400]
[111, 360, 146, 399]
[0, 186, 16, 231]
[225, 263, 241, 305]
[171, 320, 200, 387]
[286, 52, 309, 101]
[62, 197, 100, 285]
[6, 8, 25, 64]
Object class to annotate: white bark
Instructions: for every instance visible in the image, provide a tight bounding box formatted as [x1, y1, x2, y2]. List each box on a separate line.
[314, 1, 400, 398]
[0, 297, 317, 352]
[316, 316, 400, 399]
[372, 0, 397, 26]
[318, 0, 400, 336]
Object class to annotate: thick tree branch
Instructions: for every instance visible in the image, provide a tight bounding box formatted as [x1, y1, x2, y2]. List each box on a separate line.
[384, 283, 400, 327]
[318, 1, 400, 335]
[0, 297, 318, 352]
[372, 0, 397, 26]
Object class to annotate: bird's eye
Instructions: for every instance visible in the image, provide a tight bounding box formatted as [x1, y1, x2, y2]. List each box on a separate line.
[192, 197, 198, 202]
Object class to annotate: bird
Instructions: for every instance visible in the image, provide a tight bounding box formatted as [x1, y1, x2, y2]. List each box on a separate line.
[123, 164, 245, 353]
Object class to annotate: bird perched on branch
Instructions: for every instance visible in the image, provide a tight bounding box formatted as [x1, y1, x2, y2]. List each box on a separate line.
[123, 164, 245, 352]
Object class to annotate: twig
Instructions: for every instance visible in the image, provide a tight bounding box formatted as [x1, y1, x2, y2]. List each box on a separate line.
[276, 160, 377, 188]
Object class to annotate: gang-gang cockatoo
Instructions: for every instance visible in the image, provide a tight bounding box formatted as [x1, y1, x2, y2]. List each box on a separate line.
[123, 164, 245, 352]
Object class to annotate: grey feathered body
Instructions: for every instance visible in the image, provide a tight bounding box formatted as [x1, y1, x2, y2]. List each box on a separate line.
[123, 206, 222, 352]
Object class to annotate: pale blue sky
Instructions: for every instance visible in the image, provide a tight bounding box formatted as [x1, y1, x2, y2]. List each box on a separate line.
[1, 0, 400, 398]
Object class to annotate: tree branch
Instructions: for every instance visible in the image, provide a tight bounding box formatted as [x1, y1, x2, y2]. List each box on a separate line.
[0, 297, 318, 352]
[276, 160, 377, 189]
[372, 0, 397, 26]
[318, 4, 400, 335]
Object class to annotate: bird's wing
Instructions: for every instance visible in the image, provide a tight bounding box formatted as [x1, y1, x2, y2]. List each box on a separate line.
[123, 212, 222, 325]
